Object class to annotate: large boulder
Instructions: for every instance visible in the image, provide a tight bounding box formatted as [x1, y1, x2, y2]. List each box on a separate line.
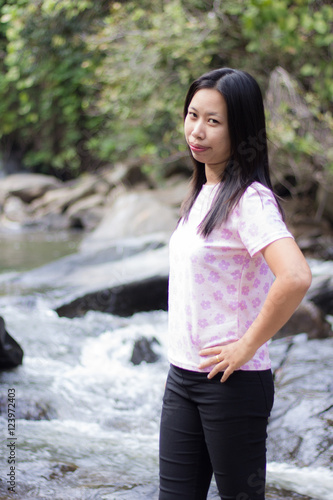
[268, 335, 333, 468]
[100, 160, 153, 188]
[275, 300, 332, 340]
[79, 183, 186, 253]
[28, 173, 110, 223]
[66, 193, 106, 231]
[2, 195, 30, 225]
[56, 275, 169, 318]
[3, 236, 170, 313]
[0, 164, 184, 232]
[0, 316, 24, 370]
[307, 274, 333, 316]
[0, 173, 61, 205]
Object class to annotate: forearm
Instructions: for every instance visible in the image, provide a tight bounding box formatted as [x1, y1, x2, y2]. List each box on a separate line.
[241, 271, 311, 354]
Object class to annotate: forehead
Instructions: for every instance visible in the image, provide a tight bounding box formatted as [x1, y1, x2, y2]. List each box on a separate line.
[189, 88, 227, 114]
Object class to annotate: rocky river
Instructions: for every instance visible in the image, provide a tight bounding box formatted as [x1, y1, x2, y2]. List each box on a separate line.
[0, 170, 333, 499]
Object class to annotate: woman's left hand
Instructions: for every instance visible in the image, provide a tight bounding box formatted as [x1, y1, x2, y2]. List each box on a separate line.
[198, 339, 255, 383]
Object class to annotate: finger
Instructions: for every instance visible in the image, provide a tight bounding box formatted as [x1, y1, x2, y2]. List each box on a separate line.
[220, 367, 233, 383]
[198, 354, 220, 370]
[199, 347, 221, 357]
[207, 367, 219, 379]
[207, 359, 228, 379]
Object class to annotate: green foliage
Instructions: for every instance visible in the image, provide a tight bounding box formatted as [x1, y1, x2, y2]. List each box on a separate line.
[0, 0, 107, 178]
[85, 0, 220, 178]
[0, 0, 332, 182]
[240, 0, 333, 106]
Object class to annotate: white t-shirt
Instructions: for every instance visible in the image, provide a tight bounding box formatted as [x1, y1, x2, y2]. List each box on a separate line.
[168, 182, 293, 372]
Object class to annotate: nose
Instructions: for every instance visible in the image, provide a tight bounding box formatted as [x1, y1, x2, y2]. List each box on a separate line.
[191, 120, 205, 139]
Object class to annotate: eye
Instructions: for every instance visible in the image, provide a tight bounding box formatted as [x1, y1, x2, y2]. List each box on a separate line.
[188, 111, 197, 119]
[208, 118, 219, 124]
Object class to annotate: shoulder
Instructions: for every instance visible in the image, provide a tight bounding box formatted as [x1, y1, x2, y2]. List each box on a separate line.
[239, 182, 278, 211]
[243, 181, 275, 199]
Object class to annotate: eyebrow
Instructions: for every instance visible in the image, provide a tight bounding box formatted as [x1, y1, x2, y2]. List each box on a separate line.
[189, 106, 222, 117]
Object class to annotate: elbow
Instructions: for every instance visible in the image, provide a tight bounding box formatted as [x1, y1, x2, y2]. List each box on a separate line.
[290, 262, 312, 296]
[300, 262, 312, 292]
[304, 268, 312, 292]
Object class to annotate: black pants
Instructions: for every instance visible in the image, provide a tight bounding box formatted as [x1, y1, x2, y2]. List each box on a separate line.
[159, 364, 274, 500]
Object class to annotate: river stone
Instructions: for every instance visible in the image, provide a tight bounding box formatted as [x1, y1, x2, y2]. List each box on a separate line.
[2, 195, 30, 224]
[0, 315, 24, 369]
[275, 300, 332, 339]
[130, 336, 160, 365]
[265, 488, 312, 500]
[56, 275, 169, 318]
[307, 275, 333, 316]
[267, 335, 333, 468]
[48, 462, 78, 480]
[100, 160, 153, 188]
[80, 189, 179, 253]
[0, 395, 55, 420]
[208, 485, 312, 499]
[29, 173, 103, 216]
[66, 193, 106, 230]
[7, 236, 169, 297]
[0, 172, 61, 205]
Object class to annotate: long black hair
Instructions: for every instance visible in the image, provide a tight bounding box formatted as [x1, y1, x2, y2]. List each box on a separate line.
[181, 68, 283, 236]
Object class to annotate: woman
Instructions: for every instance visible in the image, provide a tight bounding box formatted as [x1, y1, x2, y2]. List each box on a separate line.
[159, 68, 312, 500]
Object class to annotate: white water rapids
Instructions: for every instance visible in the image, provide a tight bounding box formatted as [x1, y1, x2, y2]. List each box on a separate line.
[0, 237, 333, 499]
[0, 297, 332, 499]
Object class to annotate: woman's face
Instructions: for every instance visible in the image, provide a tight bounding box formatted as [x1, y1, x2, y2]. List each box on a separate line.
[184, 88, 231, 178]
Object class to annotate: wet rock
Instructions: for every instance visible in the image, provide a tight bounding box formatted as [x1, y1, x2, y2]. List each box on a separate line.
[207, 483, 313, 499]
[56, 275, 169, 318]
[66, 193, 106, 231]
[48, 462, 78, 480]
[265, 486, 312, 500]
[7, 235, 169, 295]
[276, 300, 332, 340]
[29, 173, 109, 222]
[267, 335, 333, 468]
[297, 233, 333, 261]
[2, 233, 169, 319]
[130, 336, 160, 365]
[0, 163, 159, 233]
[80, 188, 179, 253]
[0, 395, 55, 420]
[101, 160, 153, 188]
[0, 173, 61, 205]
[2, 195, 30, 224]
[0, 316, 24, 369]
[307, 275, 333, 316]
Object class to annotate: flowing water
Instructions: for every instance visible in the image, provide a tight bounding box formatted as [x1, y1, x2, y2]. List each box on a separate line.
[0, 233, 333, 500]
[0, 231, 81, 274]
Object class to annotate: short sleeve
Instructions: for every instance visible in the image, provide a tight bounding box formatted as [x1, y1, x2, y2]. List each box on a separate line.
[237, 183, 294, 257]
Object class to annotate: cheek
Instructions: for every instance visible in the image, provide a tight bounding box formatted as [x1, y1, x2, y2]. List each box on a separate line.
[218, 131, 231, 152]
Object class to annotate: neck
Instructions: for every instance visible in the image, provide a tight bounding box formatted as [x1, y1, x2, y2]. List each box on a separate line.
[204, 164, 226, 185]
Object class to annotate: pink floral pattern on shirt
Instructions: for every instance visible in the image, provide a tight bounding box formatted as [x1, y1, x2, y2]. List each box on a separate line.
[168, 182, 293, 372]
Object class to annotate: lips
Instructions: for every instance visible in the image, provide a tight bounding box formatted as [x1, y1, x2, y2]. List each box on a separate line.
[189, 144, 209, 153]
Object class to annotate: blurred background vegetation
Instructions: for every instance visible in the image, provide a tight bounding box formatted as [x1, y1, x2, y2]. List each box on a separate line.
[0, 0, 332, 187]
